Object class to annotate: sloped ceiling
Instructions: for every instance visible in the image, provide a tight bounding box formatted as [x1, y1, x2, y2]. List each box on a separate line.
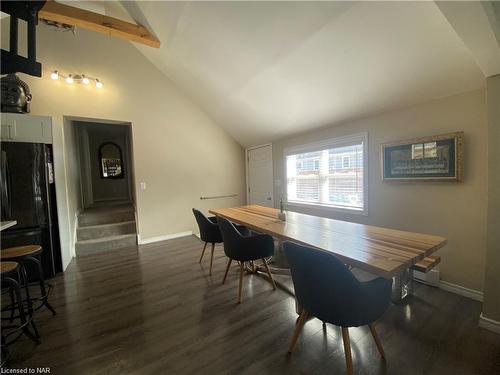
[128, 1, 484, 147]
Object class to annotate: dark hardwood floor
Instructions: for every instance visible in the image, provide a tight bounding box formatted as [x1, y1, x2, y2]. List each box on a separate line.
[4, 235, 500, 374]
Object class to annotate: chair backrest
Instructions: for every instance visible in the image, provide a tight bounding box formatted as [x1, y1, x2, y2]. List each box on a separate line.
[283, 241, 362, 325]
[217, 217, 246, 260]
[192, 208, 221, 243]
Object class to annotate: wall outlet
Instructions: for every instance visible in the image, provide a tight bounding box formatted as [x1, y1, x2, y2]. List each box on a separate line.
[140, 182, 147, 191]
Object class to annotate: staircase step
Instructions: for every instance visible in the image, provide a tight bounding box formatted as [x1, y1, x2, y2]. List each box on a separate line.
[77, 221, 136, 241]
[78, 209, 135, 227]
[75, 234, 137, 256]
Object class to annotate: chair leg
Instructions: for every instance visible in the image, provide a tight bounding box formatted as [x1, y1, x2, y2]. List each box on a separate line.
[261, 258, 277, 290]
[237, 262, 245, 304]
[199, 242, 208, 263]
[288, 310, 308, 353]
[341, 327, 353, 375]
[369, 323, 386, 360]
[209, 243, 215, 276]
[222, 258, 232, 285]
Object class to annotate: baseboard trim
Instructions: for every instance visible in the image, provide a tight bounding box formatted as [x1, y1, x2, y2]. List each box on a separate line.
[439, 280, 483, 302]
[479, 314, 500, 334]
[138, 231, 193, 245]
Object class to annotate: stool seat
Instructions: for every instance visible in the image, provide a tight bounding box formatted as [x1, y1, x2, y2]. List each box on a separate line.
[0, 244, 56, 316]
[1, 245, 42, 260]
[1, 262, 19, 274]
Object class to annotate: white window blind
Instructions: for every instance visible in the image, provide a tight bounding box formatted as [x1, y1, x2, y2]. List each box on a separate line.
[285, 134, 367, 213]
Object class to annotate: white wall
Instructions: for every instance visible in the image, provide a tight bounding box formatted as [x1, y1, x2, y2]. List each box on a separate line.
[1, 22, 246, 268]
[273, 89, 488, 291]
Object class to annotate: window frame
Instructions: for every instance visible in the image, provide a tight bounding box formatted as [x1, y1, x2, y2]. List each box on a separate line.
[283, 132, 368, 216]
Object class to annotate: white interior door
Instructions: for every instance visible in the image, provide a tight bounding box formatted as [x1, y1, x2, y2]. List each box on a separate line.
[247, 145, 273, 207]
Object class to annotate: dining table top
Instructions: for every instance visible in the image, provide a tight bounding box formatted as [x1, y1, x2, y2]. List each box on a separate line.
[209, 205, 447, 279]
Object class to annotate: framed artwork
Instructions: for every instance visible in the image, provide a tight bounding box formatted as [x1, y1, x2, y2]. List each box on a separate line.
[381, 132, 463, 182]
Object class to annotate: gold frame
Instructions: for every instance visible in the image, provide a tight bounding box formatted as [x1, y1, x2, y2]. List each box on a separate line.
[381, 131, 464, 182]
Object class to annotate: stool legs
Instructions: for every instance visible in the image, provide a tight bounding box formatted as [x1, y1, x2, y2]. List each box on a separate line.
[26, 255, 56, 315]
[1, 335, 7, 367]
[8, 289, 15, 323]
[2, 274, 40, 345]
[20, 266, 33, 315]
[19, 267, 40, 339]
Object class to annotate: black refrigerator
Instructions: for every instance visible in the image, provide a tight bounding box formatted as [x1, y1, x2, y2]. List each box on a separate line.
[0, 141, 62, 278]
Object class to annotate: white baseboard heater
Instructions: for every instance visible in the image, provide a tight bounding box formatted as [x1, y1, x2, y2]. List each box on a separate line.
[412, 269, 440, 287]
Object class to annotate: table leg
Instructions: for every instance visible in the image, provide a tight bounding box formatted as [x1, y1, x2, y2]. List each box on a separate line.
[268, 239, 289, 271]
[392, 268, 412, 303]
[245, 239, 295, 308]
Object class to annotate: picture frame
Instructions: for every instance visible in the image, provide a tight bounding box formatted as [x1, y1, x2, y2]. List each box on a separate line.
[381, 131, 464, 182]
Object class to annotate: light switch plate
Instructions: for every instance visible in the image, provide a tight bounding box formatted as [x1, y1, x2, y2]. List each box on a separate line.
[140, 182, 147, 191]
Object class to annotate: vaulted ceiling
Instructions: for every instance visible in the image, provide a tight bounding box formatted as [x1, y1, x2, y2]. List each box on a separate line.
[70, 1, 495, 147]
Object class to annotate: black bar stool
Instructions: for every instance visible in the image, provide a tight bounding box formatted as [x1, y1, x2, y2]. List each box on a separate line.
[0, 245, 56, 315]
[1, 261, 40, 366]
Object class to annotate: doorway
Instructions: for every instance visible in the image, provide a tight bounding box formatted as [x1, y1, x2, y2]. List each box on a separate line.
[74, 120, 134, 208]
[246, 144, 274, 207]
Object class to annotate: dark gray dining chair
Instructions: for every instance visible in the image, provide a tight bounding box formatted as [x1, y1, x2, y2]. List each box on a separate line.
[283, 241, 392, 375]
[192, 209, 250, 276]
[192, 208, 222, 276]
[218, 217, 276, 303]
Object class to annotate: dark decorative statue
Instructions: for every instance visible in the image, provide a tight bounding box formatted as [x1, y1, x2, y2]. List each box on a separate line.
[1, 73, 32, 113]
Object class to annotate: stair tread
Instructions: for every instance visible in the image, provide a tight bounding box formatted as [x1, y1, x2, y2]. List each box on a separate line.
[77, 220, 136, 230]
[76, 234, 136, 245]
[78, 212, 135, 226]
[78, 204, 134, 216]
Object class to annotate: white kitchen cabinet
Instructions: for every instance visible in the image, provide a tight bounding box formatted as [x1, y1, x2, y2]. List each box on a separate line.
[1, 113, 52, 144]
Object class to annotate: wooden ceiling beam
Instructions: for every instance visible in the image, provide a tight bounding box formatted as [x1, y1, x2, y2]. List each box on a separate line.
[38, 1, 160, 48]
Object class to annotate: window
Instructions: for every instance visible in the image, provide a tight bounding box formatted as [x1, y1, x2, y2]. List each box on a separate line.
[342, 155, 351, 168]
[285, 133, 367, 214]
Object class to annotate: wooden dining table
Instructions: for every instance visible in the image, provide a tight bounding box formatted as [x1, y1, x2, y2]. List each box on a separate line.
[209, 205, 447, 301]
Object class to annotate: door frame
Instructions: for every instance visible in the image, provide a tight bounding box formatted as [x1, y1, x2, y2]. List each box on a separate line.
[245, 143, 274, 207]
